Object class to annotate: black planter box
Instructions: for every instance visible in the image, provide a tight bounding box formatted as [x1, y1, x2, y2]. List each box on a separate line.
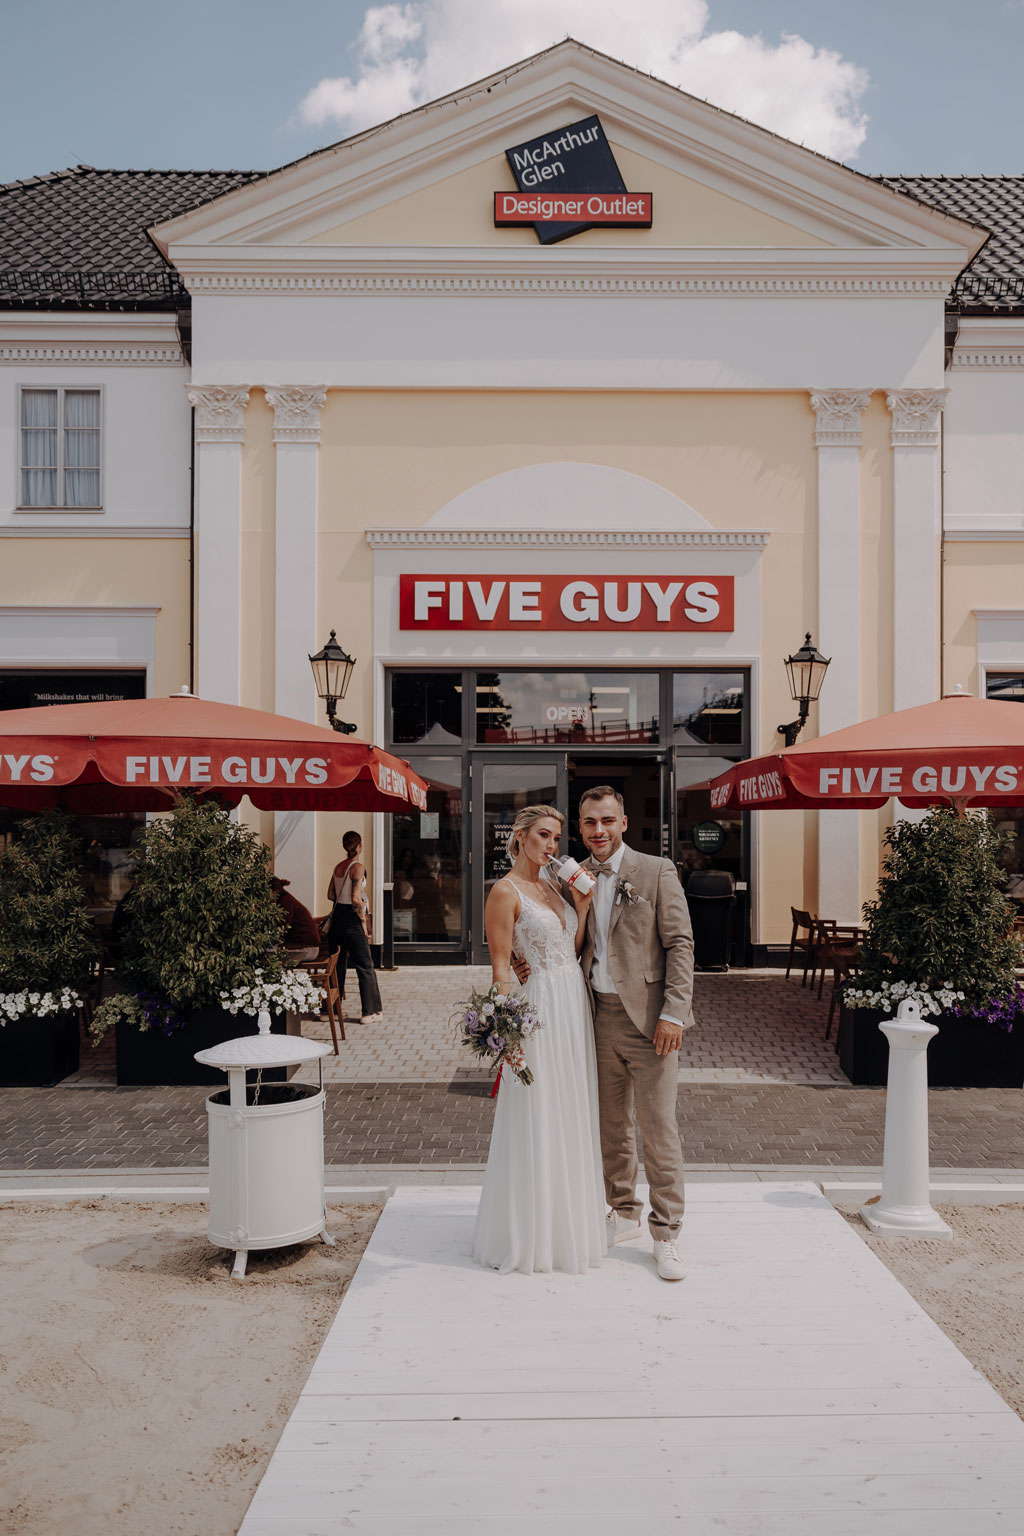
[838, 1002, 1024, 1088]
[0, 1011, 80, 1087]
[115, 1006, 294, 1087]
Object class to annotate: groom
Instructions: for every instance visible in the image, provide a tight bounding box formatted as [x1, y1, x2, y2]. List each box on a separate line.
[577, 786, 694, 1282]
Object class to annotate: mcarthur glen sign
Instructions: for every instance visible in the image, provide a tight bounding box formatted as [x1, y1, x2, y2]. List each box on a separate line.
[495, 114, 652, 244]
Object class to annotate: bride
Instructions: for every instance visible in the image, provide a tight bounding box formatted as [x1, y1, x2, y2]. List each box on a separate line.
[472, 803, 607, 1275]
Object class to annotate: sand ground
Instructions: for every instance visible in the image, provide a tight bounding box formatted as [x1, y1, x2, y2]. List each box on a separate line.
[1, 1198, 1022, 1536]
[0, 1200, 383, 1536]
[844, 1201, 1024, 1420]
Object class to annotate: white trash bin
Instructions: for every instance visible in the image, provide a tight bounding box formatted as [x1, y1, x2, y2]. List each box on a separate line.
[195, 1011, 333, 1279]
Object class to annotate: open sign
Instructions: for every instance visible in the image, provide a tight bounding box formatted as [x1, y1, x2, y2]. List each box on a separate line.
[544, 704, 590, 724]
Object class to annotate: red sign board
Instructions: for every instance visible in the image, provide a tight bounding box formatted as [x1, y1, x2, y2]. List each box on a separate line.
[495, 191, 652, 228]
[399, 575, 734, 632]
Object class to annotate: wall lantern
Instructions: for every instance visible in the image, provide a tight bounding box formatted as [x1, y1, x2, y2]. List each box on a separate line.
[309, 630, 357, 734]
[777, 632, 830, 748]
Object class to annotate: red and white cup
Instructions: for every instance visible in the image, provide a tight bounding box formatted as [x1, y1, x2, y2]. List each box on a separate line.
[547, 855, 596, 897]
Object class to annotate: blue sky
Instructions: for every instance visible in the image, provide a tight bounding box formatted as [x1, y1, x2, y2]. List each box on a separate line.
[2, 0, 1022, 186]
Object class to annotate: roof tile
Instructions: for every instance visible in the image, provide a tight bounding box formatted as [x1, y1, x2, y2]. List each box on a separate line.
[2, 164, 1023, 314]
[879, 175, 1024, 312]
[0, 165, 264, 309]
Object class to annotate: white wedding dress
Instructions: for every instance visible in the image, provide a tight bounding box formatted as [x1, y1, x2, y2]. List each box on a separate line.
[472, 885, 607, 1275]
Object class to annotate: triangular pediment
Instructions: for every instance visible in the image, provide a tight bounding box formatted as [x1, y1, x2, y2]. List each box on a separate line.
[151, 40, 986, 269]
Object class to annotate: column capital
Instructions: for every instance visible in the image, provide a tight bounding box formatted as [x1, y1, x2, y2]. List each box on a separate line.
[809, 389, 872, 448]
[187, 384, 250, 443]
[886, 388, 948, 447]
[265, 385, 327, 444]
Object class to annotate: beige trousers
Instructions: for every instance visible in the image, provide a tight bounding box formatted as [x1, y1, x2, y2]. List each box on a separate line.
[592, 991, 686, 1238]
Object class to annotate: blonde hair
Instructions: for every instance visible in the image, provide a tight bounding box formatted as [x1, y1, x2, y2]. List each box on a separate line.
[506, 803, 563, 862]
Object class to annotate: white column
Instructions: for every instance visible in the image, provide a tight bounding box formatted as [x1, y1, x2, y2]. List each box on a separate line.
[810, 390, 871, 923]
[266, 386, 326, 910]
[887, 389, 947, 711]
[187, 385, 250, 705]
[860, 1000, 952, 1240]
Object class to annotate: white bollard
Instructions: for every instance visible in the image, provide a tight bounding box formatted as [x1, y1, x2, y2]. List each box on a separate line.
[859, 999, 953, 1240]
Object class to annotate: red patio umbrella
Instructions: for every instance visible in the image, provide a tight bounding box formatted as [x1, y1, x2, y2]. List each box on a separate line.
[0, 691, 428, 815]
[704, 691, 1024, 812]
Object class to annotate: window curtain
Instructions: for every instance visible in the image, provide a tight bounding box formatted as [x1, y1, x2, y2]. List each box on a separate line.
[20, 390, 58, 506]
[64, 390, 100, 506]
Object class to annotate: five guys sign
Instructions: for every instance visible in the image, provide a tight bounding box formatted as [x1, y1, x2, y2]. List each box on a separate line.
[496, 114, 651, 243]
[399, 575, 734, 632]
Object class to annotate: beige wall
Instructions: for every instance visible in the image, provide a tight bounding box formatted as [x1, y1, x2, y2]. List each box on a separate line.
[304, 141, 833, 251]
[236, 383, 939, 945]
[0, 537, 189, 696]
[943, 542, 1024, 695]
[310, 386, 822, 944]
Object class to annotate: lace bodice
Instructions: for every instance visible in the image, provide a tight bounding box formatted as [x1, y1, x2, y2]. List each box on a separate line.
[511, 886, 579, 974]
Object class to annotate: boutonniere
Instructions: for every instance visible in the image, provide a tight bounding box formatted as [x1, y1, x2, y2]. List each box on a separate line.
[616, 878, 643, 907]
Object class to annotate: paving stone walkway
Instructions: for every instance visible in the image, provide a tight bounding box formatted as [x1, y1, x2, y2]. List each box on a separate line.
[65, 967, 851, 1089]
[290, 967, 849, 1086]
[6, 968, 1021, 1173]
[3, 1081, 1023, 1172]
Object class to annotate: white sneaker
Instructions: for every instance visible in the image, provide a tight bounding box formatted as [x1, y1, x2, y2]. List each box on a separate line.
[606, 1212, 643, 1247]
[360, 1013, 383, 1025]
[653, 1238, 685, 1281]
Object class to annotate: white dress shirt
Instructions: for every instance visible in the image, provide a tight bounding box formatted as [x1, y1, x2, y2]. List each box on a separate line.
[589, 843, 683, 1028]
[589, 843, 626, 994]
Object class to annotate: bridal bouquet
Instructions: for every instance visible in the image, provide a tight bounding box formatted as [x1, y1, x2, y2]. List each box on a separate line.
[453, 983, 543, 1087]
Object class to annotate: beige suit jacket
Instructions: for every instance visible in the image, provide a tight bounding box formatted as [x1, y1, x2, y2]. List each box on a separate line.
[578, 846, 696, 1040]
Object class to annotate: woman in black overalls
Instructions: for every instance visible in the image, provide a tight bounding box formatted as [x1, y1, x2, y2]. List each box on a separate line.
[326, 830, 383, 1024]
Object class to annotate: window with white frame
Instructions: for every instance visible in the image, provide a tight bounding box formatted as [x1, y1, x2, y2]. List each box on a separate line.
[19, 387, 101, 508]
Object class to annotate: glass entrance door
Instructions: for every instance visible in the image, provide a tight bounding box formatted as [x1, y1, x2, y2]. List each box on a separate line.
[470, 756, 567, 964]
[566, 755, 670, 864]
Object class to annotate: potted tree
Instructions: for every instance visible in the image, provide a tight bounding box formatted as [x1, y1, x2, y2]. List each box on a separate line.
[839, 807, 1024, 1086]
[90, 796, 319, 1085]
[0, 809, 98, 1085]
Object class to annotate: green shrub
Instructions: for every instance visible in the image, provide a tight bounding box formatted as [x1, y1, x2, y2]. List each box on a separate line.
[107, 796, 286, 1015]
[0, 810, 97, 997]
[853, 808, 1021, 1012]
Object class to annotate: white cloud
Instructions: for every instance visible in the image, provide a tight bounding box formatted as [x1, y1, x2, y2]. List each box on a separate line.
[297, 0, 869, 161]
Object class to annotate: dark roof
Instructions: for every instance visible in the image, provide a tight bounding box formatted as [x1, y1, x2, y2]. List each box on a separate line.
[0, 160, 1022, 315]
[878, 175, 1024, 313]
[0, 165, 265, 310]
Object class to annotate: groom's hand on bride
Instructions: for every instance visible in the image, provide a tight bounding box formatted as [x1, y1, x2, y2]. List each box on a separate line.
[511, 952, 531, 984]
[654, 1019, 683, 1057]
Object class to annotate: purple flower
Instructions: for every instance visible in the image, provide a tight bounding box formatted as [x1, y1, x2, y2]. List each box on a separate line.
[465, 1009, 478, 1027]
[953, 984, 1023, 1032]
[486, 1033, 505, 1052]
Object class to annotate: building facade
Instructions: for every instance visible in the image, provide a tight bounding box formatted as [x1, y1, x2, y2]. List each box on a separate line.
[3, 42, 1023, 957]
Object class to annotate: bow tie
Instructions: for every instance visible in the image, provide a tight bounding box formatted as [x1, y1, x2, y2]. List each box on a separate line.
[590, 862, 616, 877]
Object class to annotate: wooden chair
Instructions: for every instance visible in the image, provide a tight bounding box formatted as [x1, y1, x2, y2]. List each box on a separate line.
[825, 943, 860, 1042]
[807, 918, 863, 1040]
[314, 912, 346, 1001]
[807, 918, 862, 999]
[786, 908, 815, 984]
[301, 950, 344, 1053]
